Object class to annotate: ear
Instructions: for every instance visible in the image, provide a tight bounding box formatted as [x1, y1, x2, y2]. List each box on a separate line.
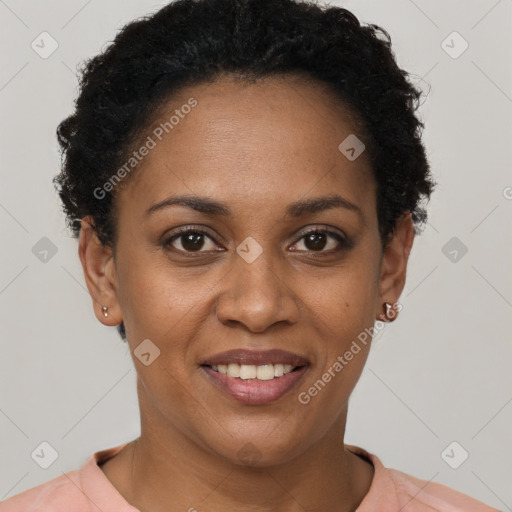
[377, 211, 415, 314]
[78, 216, 122, 326]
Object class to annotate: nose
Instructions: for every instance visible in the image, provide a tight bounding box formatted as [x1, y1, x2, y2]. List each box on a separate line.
[215, 250, 300, 333]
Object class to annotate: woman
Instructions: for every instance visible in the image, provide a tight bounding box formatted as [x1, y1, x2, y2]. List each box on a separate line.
[2, 0, 499, 510]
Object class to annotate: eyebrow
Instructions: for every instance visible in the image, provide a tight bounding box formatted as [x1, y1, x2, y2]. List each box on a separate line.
[145, 194, 363, 221]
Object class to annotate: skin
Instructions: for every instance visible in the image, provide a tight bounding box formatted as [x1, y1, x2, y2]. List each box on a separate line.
[79, 74, 414, 512]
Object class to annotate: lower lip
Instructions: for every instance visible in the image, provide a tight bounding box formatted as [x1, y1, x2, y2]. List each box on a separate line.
[201, 365, 309, 405]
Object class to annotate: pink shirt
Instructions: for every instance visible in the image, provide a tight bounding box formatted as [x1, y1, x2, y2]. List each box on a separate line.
[1, 443, 499, 511]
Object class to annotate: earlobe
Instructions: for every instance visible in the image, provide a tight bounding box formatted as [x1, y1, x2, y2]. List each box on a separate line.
[78, 217, 123, 327]
[377, 211, 415, 313]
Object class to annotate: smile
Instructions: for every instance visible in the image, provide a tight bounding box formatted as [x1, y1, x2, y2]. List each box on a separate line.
[200, 349, 310, 405]
[209, 363, 298, 380]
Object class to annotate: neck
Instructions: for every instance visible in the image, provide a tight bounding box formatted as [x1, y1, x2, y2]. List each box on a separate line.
[101, 398, 374, 512]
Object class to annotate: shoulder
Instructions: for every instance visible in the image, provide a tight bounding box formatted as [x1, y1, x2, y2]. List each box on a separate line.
[346, 445, 499, 512]
[388, 467, 499, 512]
[0, 469, 91, 512]
[0, 444, 131, 512]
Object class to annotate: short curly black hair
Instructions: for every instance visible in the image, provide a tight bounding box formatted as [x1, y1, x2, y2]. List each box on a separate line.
[54, 0, 435, 341]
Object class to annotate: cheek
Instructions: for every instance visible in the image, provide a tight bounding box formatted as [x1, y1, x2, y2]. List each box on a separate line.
[297, 254, 379, 404]
[136, 361, 212, 445]
[308, 256, 380, 335]
[115, 248, 205, 337]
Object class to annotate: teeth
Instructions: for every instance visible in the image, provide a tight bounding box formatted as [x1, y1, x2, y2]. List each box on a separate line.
[274, 363, 284, 377]
[256, 364, 274, 381]
[239, 364, 257, 379]
[227, 363, 240, 378]
[212, 363, 298, 380]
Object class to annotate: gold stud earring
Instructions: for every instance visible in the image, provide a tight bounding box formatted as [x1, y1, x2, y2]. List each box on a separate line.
[383, 302, 398, 322]
[101, 305, 109, 318]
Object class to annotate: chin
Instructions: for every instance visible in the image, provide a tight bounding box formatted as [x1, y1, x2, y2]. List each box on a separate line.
[197, 421, 311, 468]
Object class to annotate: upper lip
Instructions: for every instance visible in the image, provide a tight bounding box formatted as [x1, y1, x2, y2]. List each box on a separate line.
[200, 349, 309, 367]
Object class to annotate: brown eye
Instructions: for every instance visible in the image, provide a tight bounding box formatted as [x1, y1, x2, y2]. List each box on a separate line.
[304, 232, 328, 251]
[165, 228, 220, 253]
[180, 232, 206, 251]
[290, 228, 349, 253]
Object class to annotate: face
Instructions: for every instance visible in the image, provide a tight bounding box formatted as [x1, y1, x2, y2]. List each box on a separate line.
[80, 74, 413, 466]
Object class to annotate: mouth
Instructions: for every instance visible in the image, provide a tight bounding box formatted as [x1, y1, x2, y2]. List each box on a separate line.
[203, 362, 303, 380]
[200, 349, 310, 405]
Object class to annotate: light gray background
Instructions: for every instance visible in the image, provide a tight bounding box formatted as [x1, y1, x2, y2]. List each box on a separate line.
[1, 0, 511, 508]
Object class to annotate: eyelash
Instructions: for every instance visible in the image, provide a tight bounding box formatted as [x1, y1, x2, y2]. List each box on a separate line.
[163, 225, 351, 256]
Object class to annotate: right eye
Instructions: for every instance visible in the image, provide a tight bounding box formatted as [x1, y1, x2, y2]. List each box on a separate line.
[163, 227, 223, 254]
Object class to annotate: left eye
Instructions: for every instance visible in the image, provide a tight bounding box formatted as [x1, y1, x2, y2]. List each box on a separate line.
[290, 229, 346, 252]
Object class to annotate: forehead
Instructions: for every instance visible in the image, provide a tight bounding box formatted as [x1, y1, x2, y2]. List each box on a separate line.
[118, 74, 374, 217]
